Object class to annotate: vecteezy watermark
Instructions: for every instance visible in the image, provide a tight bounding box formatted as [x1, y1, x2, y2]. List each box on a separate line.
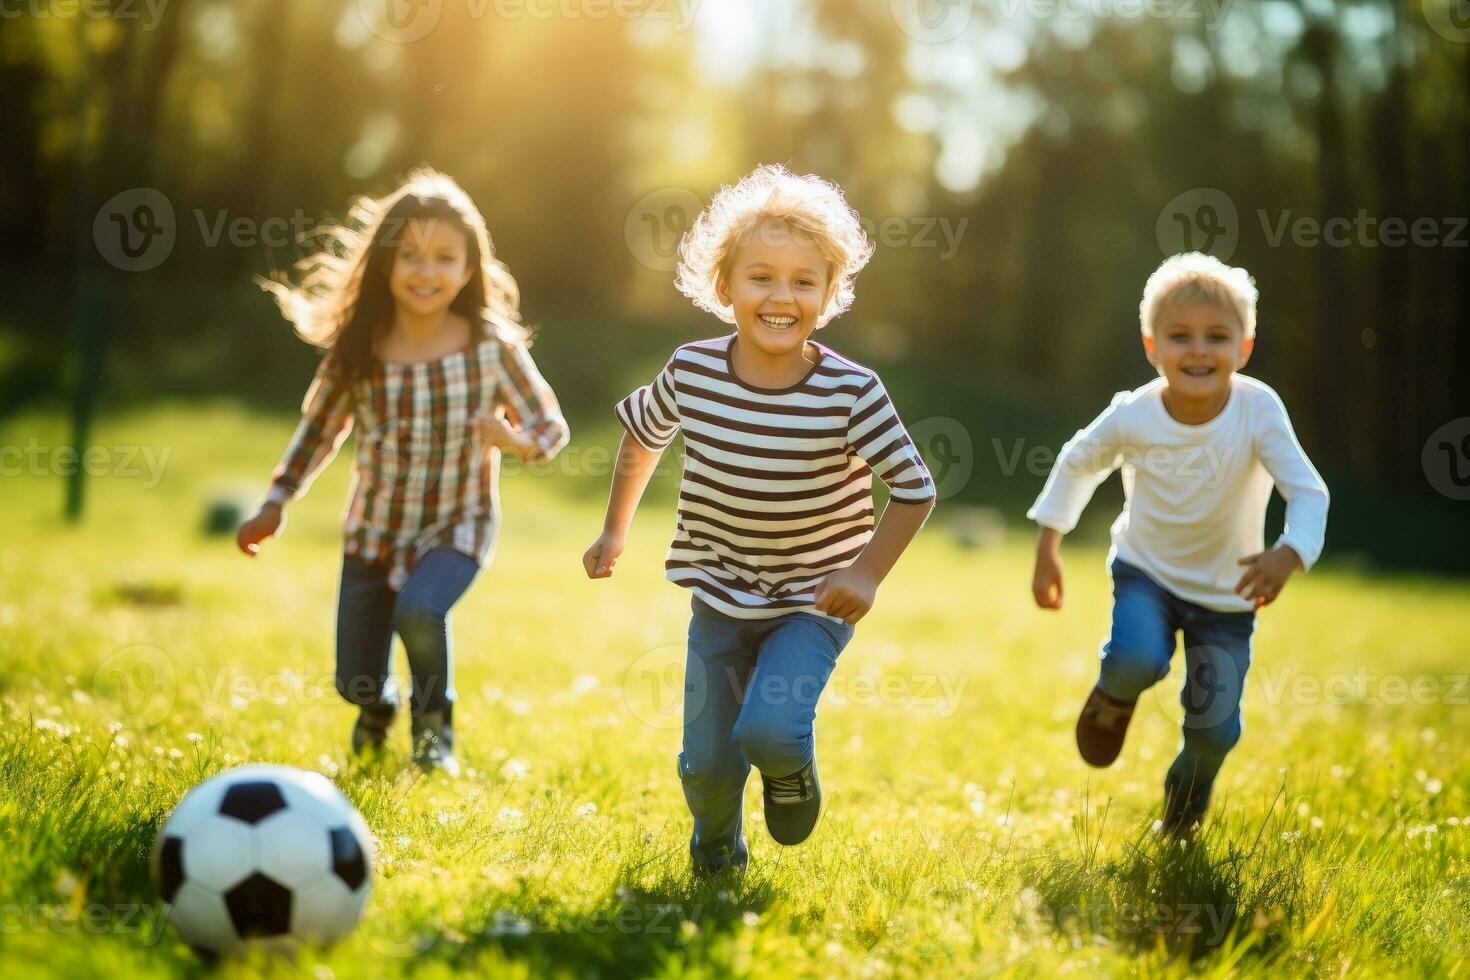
[621, 642, 970, 731]
[991, 436, 1239, 487]
[0, 898, 168, 942]
[89, 646, 464, 731]
[1146, 661, 1470, 729]
[0, 439, 171, 488]
[625, 188, 704, 273]
[1423, 0, 1470, 43]
[483, 895, 713, 938]
[889, 0, 974, 44]
[624, 187, 971, 273]
[363, 870, 439, 958]
[93, 194, 487, 273]
[1157, 187, 1470, 258]
[0, 0, 169, 30]
[1258, 210, 1469, 249]
[994, 0, 1233, 28]
[1156, 187, 1240, 260]
[1016, 892, 1233, 946]
[910, 416, 975, 500]
[1423, 417, 1470, 501]
[93, 188, 177, 272]
[91, 645, 178, 731]
[622, 642, 701, 731]
[356, 0, 700, 44]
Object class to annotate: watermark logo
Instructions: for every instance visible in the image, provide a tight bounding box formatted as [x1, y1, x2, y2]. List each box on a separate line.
[363, 870, 438, 957]
[909, 416, 974, 499]
[359, 0, 442, 43]
[1422, 417, 1470, 501]
[93, 188, 175, 272]
[0, 0, 170, 31]
[1155, 187, 1239, 260]
[1424, 0, 1470, 43]
[623, 642, 702, 731]
[358, 418, 447, 504]
[890, 0, 973, 44]
[92, 644, 177, 730]
[625, 188, 703, 273]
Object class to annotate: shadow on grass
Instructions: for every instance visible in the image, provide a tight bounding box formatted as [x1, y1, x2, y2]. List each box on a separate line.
[429, 857, 780, 974]
[1020, 783, 1311, 962]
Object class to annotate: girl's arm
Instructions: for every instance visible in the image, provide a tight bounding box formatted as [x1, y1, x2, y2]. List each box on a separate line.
[492, 342, 570, 464]
[237, 359, 354, 557]
[582, 432, 662, 579]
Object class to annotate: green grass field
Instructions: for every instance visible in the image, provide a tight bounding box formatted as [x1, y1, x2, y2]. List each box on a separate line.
[1, 403, 1467, 978]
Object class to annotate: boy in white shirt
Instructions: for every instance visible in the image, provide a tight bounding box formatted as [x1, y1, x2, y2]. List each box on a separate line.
[1027, 252, 1329, 837]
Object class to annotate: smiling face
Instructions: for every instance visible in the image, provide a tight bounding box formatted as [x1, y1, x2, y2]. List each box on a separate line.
[1144, 300, 1254, 404]
[715, 220, 839, 360]
[388, 217, 474, 320]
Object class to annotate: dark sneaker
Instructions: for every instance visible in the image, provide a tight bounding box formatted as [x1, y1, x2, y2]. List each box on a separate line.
[411, 710, 460, 777]
[761, 758, 821, 846]
[1075, 686, 1136, 768]
[1160, 786, 1206, 842]
[351, 704, 396, 756]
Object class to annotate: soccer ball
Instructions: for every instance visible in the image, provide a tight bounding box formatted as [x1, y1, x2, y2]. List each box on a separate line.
[153, 764, 374, 956]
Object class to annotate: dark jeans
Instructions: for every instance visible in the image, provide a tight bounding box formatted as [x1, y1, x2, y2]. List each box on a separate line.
[1099, 558, 1257, 819]
[679, 595, 855, 870]
[334, 547, 479, 718]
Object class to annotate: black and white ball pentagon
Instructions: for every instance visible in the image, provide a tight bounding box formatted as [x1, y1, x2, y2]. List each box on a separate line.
[152, 764, 374, 956]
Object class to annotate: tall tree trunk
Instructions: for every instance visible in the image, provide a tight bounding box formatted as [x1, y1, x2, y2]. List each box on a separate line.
[1301, 22, 1357, 476]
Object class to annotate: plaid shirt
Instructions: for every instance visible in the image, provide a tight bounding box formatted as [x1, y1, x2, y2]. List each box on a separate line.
[268, 336, 568, 591]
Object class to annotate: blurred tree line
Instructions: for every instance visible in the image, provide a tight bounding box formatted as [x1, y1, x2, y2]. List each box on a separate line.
[0, 0, 1466, 568]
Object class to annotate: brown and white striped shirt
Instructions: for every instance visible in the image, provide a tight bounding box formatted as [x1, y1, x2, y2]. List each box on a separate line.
[269, 334, 568, 591]
[616, 334, 935, 620]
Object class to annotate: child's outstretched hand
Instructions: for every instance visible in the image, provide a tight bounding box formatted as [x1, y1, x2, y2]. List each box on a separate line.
[1032, 549, 1064, 609]
[813, 566, 878, 624]
[237, 502, 285, 557]
[583, 531, 625, 579]
[1235, 545, 1302, 608]
[472, 406, 519, 453]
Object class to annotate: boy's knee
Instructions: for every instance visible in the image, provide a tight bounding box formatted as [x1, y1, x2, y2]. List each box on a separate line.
[678, 749, 743, 797]
[1183, 718, 1241, 758]
[1100, 645, 1172, 699]
[392, 601, 445, 643]
[731, 715, 806, 776]
[335, 672, 385, 707]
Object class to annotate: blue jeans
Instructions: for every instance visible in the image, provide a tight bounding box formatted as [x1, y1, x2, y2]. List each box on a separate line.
[679, 596, 855, 870]
[1099, 558, 1256, 819]
[335, 547, 479, 718]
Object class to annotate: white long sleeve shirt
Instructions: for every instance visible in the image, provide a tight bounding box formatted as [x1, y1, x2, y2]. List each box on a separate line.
[1027, 375, 1329, 612]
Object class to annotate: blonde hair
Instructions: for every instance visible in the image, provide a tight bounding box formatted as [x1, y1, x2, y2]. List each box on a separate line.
[1139, 252, 1258, 338]
[675, 164, 875, 328]
[260, 167, 528, 385]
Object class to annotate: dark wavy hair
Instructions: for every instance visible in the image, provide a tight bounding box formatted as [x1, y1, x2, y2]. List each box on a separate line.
[260, 167, 529, 387]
